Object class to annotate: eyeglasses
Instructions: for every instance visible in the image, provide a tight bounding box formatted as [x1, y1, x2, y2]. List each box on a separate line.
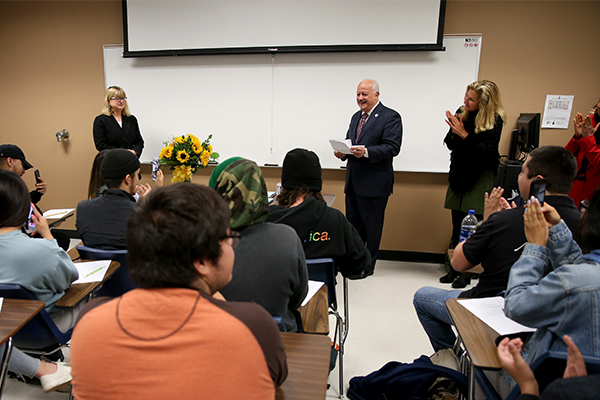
[110, 97, 127, 102]
[224, 231, 241, 248]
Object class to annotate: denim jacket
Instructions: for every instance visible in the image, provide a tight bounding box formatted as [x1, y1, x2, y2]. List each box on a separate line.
[504, 220, 600, 364]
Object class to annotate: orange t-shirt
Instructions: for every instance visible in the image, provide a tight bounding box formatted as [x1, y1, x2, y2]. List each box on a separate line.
[71, 288, 287, 399]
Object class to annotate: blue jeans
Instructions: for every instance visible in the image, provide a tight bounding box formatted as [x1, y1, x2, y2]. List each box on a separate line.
[413, 287, 464, 352]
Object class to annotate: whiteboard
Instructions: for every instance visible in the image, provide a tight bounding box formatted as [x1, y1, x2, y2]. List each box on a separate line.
[103, 35, 481, 172]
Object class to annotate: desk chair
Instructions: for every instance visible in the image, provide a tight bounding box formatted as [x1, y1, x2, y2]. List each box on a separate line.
[475, 350, 600, 400]
[76, 245, 135, 297]
[0, 284, 71, 358]
[306, 258, 349, 398]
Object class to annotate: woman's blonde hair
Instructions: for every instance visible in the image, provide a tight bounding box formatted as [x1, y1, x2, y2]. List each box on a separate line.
[458, 80, 506, 133]
[101, 86, 131, 117]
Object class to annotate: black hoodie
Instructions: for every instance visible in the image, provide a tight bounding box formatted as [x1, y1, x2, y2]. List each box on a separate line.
[267, 197, 372, 279]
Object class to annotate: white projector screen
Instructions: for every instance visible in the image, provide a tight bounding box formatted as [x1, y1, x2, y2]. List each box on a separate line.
[123, 0, 446, 57]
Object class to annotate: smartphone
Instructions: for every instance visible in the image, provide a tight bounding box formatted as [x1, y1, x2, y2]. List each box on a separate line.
[151, 158, 159, 181]
[529, 178, 547, 206]
[24, 205, 36, 234]
[34, 169, 41, 184]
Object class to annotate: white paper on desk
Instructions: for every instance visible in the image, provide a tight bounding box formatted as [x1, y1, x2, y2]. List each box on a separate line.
[329, 139, 353, 154]
[0, 298, 3, 314]
[457, 297, 536, 336]
[301, 280, 324, 307]
[43, 208, 75, 219]
[72, 260, 111, 284]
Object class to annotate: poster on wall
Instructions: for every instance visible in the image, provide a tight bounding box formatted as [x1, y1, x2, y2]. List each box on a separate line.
[542, 95, 574, 129]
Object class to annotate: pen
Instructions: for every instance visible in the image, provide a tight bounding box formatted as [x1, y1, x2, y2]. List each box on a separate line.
[85, 267, 105, 277]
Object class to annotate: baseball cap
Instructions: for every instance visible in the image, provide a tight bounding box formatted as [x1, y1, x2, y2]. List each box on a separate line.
[0, 144, 33, 170]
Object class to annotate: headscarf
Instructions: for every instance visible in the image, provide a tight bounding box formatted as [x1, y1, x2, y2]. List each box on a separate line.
[209, 157, 268, 230]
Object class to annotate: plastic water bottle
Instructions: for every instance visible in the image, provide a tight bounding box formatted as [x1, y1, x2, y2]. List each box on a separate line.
[458, 210, 478, 243]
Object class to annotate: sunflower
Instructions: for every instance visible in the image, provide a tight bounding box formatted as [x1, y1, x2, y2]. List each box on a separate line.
[176, 150, 190, 163]
[191, 142, 202, 154]
[200, 150, 210, 167]
[159, 146, 173, 159]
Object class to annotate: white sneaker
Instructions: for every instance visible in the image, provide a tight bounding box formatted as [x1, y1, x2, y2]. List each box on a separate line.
[39, 362, 72, 393]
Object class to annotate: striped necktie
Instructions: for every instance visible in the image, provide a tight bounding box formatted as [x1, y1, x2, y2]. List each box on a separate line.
[356, 113, 368, 142]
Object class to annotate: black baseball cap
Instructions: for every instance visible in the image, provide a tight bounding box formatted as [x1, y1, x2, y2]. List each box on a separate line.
[0, 144, 33, 170]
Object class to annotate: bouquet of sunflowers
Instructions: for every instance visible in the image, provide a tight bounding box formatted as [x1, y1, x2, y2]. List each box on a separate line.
[159, 134, 219, 183]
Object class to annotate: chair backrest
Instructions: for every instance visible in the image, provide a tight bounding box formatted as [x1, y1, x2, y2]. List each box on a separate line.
[272, 316, 287, 332]
[0, 284, 71, 352]
[306, 258, 337, 310]
[76, 245, 136, 297]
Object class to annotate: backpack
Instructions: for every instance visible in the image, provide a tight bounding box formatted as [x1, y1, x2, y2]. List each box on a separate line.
[347, 355, 468, 400]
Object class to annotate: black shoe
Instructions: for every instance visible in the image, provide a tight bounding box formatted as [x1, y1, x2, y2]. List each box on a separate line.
[452, 274, 471, 289]
[439, 269, 459, 284]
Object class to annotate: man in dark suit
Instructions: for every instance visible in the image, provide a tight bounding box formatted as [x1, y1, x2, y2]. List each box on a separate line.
[334, 79, 403, 272]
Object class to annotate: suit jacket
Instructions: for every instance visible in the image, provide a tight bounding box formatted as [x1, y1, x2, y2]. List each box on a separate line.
[93, 114, 144, 157]
[344, 102, 402, 197]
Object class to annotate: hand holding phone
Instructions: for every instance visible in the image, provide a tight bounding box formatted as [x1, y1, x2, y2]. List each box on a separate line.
[34, 169, 41, 184]
[529, 178, 547, 206]
[151, 158, 159, 181]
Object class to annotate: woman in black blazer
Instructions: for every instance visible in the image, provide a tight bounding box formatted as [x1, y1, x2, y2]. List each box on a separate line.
[93, 86, 144, 158]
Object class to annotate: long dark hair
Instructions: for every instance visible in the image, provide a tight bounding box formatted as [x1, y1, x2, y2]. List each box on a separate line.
[87, 150, 110, 199]
[0, 170, 30, 228]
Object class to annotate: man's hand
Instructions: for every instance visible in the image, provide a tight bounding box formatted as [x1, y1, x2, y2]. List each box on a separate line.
[350, 146, 366, 158]
[497, 337, 539, 396]
[136, 183, 152, 198]
[35, 177, 47, 195]
[483, 187, 510, 221]
[31, 205, 53, 240]
[334, 150, 346, 160]
[563, 335, 587, 378]
[445, 110, 469, 139]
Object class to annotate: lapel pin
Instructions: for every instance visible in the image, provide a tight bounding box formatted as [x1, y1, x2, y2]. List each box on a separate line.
[375, 114, 379, 117]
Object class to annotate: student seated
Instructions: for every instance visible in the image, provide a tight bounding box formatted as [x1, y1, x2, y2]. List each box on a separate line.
[76, 149, 151, 249]
[268, 148, 372, 278]
[209, 157, 308, 332]
[503, 191, 600, 365]
[70, 183, 287, 399]
[0, 144, 70, 250]
[413, 146, 581, 354]
[0, 169, 79, 392]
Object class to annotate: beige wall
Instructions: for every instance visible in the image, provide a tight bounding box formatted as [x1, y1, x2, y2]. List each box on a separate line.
[1, 1, 599, 254]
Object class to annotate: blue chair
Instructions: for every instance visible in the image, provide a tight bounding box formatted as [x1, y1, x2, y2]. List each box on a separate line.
[306, 258, 349, 398]
[0, 284, 71, 357]
[272, 316, 287, 332]
[474, 350, 600, 400]
[76, 245, 136, 297]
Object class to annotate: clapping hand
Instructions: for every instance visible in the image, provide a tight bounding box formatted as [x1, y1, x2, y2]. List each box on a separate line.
[445, 110, 468, 139]
[483, 187, 511, 221]
[497, 337, 539, 396]
[523, 198, 560, 247]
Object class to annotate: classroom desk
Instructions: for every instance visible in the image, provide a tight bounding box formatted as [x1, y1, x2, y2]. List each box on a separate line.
[446, 298, 501, 400]
[299, 284, 329, 334]
[277, 332, 331, 400]
[55, 260, 120, 307]
[0, 299, 45, 397]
